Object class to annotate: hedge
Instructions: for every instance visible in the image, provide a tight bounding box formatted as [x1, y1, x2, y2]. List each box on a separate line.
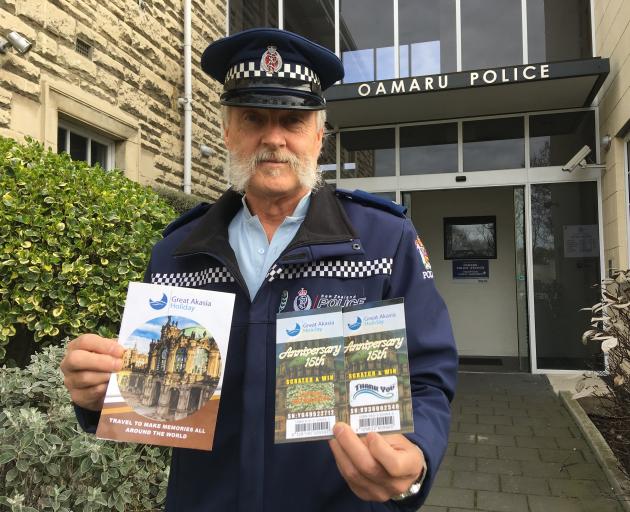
[0, 344, 170, 511]
[0, 137, 176, 365]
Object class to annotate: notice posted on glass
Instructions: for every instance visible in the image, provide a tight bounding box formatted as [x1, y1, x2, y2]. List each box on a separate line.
[274, 298, 413, 443]
[95, 282, 235, 451]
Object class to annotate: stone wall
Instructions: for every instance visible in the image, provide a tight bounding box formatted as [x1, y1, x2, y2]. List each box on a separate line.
[595, 0, 630, 268]
[0, 0, 228, 199]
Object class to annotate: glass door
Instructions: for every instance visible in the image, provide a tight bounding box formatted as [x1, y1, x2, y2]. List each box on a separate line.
[530, 181, 603, 370]
[514, 187, 530, 371]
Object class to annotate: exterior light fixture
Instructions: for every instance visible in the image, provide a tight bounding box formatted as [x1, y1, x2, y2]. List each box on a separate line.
[200, 144, 212, 158]
[0, 32, 32, 54]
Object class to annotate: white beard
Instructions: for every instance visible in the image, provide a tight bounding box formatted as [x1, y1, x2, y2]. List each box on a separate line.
[225, 148, 322, 193]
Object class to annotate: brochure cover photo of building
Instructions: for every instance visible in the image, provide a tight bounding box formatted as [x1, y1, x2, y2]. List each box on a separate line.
[96, 282, 235, 451]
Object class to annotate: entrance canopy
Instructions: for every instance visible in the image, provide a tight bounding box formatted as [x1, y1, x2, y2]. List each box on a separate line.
[325, 58, 609, 128]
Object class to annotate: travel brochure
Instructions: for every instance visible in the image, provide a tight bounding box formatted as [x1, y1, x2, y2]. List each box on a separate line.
[96, 283, 411, 449]
[275, 298, 413, 443]
[95, 282, 235, 451]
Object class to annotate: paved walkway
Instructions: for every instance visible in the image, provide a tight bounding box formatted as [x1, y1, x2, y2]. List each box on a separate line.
[423, 373, 624, 512]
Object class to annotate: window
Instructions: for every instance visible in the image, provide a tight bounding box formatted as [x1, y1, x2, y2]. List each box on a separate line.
[372, 191, 397, 202]
[527, 0, 592, 63]
[158, 349, 168, 372]
[193, 348, 209, 375]
[284, 0, 335, 52]
[340, 0, 395, 83]
[175, 348, 187, 373]
[529, 111, 596, 167]
[400, 123, 458, 175]
[399, 0, 457, 77]
[319, 132, 337, 181]
[463, 117, 525, 171]
[229, 0, 278, 33]
[57, 121, 114, 170]
[228, 1, 595, 81]
[340, 128, 395, 178]
[461, 0, 523, 69]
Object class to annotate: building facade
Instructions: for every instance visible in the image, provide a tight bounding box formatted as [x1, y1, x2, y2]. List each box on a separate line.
[228, 0, 629, 373]
[1, 0, 629, 373]
[0, 0, 227, 198]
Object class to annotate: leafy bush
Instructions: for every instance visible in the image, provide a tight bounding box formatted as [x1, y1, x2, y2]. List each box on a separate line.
[0, 137, 176, 364]
[152, 185, 209, 215]
[0, 344, 171, 511]
[583, 269, 630, 479]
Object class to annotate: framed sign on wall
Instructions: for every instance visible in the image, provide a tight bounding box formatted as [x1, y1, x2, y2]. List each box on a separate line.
[444, 216, 497, 260]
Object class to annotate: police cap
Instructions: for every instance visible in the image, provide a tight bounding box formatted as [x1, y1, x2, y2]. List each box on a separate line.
[201, 28, 344, 110]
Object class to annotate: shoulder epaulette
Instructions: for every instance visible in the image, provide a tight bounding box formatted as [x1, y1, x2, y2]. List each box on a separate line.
[162, 202, 212, 237]
[335, 188, 407, 218]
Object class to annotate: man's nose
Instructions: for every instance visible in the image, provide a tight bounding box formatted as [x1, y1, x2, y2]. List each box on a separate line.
[260, 121, 286, 148]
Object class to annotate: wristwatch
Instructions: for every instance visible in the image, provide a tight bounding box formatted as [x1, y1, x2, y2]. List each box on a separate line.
[391, 466, 426, 501]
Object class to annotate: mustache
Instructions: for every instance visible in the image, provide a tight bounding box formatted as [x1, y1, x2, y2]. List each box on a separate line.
[245, 149, 302, 171]
[226, 148, 322, 193]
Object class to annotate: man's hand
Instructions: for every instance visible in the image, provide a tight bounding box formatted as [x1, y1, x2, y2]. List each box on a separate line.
[60, 334, 125, 411]
[328, 422, 425, 502]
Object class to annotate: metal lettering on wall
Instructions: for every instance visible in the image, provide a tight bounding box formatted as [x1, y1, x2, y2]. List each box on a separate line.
[355, 64, 550, 98]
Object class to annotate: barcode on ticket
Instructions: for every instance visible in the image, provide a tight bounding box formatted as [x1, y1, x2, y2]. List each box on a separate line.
[286, 415, 336, 440]
[351, 411, 401, 434]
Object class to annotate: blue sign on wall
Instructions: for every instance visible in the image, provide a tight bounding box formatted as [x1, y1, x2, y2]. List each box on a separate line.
[453, 260, 489, 279]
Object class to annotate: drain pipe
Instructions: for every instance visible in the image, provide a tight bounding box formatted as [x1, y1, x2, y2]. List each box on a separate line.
[182, 0, 192, 194]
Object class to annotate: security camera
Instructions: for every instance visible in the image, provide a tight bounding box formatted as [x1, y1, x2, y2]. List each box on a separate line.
[0, 32, 32, 54]
[199, 144, 212, 158]
[562, 145, 591, 172]
[7, 32, 32, 54]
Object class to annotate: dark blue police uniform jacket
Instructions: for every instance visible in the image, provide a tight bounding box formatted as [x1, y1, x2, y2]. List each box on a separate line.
[76, 184, 457, 512]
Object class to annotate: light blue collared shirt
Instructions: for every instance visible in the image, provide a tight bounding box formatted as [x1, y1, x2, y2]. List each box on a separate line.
[228, 193, 311, 300]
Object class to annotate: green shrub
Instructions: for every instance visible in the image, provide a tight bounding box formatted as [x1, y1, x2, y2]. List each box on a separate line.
[152, 185, 209, 215]
[0, 137, 176, 364]
[583, 269, 630, 480]
[0, 344, 171, 511]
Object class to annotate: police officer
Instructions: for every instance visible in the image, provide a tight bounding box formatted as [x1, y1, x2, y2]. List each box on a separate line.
[61, 28, 457, 511]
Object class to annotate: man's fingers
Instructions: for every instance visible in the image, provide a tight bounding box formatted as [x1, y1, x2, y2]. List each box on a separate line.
[64, 370, 113, 390]
[332, 423, 388, 481]
[329, 438, 398, 502]
[329, 438, 379, 490]
[69, 335, 124, 357]
[366, 432, 421, 479]
[69, 383, 108, 405]
[62, 347, 123, 374]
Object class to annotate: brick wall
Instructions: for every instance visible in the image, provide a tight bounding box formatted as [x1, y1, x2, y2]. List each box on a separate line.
[0, 0, 228, 199]
[594, 0, 630, 268]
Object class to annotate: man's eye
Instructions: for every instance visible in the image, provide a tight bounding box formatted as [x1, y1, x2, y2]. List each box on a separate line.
[243, 113, 262, 123]
[284, 116, 304, 126]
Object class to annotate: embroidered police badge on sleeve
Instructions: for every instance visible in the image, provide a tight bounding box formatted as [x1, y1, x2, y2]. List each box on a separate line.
[415, 236, 434, 279]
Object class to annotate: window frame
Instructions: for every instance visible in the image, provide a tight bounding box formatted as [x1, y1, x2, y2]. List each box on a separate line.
[58, 119, 116, 170]
[228, 0, 595, 76]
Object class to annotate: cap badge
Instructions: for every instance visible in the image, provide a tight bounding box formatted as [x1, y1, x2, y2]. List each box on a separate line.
[260, 45, 283, 73]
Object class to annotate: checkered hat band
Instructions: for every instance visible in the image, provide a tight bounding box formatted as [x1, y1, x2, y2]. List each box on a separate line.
[226, 76, 317, 94]
[225, 61, 321, 86]
[267, 258, 394, 282]
[151, 267, 235, 287]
